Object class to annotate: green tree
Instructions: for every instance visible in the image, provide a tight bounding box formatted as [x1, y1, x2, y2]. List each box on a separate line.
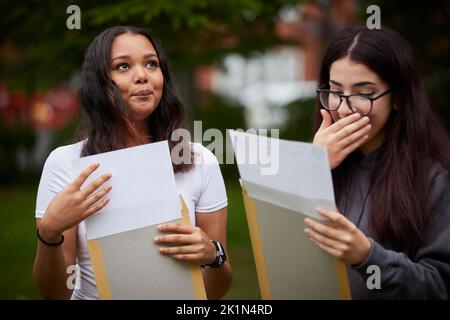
[0, 0, 301, 90]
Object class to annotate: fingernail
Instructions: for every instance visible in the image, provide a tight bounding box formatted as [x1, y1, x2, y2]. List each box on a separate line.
[153, 237, 160, 242]
[158, 225, 164, 230]
[304, 228, 310, 233]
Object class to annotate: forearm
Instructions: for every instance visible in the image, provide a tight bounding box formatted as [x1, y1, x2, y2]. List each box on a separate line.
[33, 243, 73, 299]
[33, 224, 73, 300]
[352, 239, 449, 299]
[202, 261, 233, 300]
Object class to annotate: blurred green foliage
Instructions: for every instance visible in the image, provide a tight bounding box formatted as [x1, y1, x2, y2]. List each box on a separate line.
[0, 0, 300, 90]
[0, 0, 300, 185]
[0, 122, 35, 184]
[279, 98, 316, 142]
[193, 94, 247, 181]
[0, 185, 39, 299]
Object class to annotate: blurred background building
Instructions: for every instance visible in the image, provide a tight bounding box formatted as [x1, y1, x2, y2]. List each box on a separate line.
[197, 0, 356, 128]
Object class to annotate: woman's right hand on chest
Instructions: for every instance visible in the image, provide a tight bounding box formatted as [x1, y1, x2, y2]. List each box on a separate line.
[313, 110, 371, 169]
[39, 163, 112, 242]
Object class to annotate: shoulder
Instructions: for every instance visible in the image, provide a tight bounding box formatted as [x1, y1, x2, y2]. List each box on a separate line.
[429, 160, 450, 186]
[428, 160, 450, 209]
[41, 140, 86, 175]
[51, 140, 86, 161]
[191, 143, 220, 165]
[188, 143, 225, 186]
[189, 144, 227, 212]
[36, 140, 86, 216]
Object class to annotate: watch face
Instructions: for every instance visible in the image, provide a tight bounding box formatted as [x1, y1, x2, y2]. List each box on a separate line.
[216, 242, 226, 262]
[200, 240, 226, 268]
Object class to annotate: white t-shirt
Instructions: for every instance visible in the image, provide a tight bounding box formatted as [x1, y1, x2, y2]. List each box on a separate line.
[35, 140, 228, 300]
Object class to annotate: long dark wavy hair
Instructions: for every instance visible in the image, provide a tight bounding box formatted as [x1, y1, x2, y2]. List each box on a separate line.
[315, 25, 450, 251]
[76, 26, 193, 173]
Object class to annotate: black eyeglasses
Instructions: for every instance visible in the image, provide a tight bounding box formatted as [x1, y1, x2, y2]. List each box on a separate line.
[317, 89, 391, 116]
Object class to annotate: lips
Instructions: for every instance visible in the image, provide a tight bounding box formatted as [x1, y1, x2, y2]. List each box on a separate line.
[131, 90, 152, 97]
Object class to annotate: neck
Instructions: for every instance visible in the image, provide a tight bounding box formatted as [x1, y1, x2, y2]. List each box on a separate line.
[135, 120, 149, 137]
[126, 120, 151, 147]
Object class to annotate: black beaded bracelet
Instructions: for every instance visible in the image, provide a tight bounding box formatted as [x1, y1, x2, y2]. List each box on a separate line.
[37, 228, 64, 246]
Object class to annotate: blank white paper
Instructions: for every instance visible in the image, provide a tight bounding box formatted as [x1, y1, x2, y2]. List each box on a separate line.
[72, 141, 181, 240]
[228, 130, 336, 220]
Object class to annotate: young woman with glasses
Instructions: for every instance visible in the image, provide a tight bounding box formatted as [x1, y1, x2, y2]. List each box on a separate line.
[305, 25, 450, 299]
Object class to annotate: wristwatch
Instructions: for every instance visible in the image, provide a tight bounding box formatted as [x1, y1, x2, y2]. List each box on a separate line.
[201, 240, 227, 269]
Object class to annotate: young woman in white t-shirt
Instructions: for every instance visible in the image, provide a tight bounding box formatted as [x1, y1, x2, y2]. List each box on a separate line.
[33, 26, 233, 300]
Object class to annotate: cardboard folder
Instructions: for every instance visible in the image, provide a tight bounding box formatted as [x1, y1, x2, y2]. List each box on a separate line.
[227, 129, 351, 299]
[86, 195, 206, 300]
[72, 141, 206, 299]
[241, 185, 351, 299]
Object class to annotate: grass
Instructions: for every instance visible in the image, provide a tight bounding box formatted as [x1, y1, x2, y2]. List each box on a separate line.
[0, 179, 260, 300]
[0, 184, 40, 299]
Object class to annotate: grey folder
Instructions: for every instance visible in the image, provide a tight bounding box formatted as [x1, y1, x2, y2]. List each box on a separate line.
[86, 196, 207, 300]
[243, 190, 351, 299]
[228, 129, 351, 299]
[94, 220, 195, 299]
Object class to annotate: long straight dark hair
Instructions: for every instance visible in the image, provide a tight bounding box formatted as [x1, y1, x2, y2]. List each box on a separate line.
[314, 25, 450, 250]
[77, 26, 193, 173]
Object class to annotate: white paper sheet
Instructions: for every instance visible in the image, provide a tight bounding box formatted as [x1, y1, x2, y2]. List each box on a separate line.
[72, 141, 181, 240]
[228, 130, 336, 220]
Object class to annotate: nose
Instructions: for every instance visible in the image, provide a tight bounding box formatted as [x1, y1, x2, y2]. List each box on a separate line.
[133, 66, 148, 84]
[337, 97, 354, 119]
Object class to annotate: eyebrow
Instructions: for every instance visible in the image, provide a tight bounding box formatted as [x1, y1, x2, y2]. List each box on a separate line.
[329, 80, 377, 88]
[111, 53, 158, 62]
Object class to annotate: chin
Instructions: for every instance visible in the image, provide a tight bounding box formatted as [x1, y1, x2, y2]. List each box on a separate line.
[129, 105, 158, 119]
[131, 112, 154, 122]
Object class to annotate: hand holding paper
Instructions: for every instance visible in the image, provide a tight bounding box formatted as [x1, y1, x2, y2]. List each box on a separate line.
[154, 223, 216, 265]
[39, 162, 112, 242]
[73, 140, 181, 240]
[305, 208, 372, 265]
[228, 129, 351, 299]
[71, 141, 206, 299]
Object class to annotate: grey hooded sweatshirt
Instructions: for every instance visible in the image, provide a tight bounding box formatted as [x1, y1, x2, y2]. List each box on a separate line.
[338, 150, 450, 299]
